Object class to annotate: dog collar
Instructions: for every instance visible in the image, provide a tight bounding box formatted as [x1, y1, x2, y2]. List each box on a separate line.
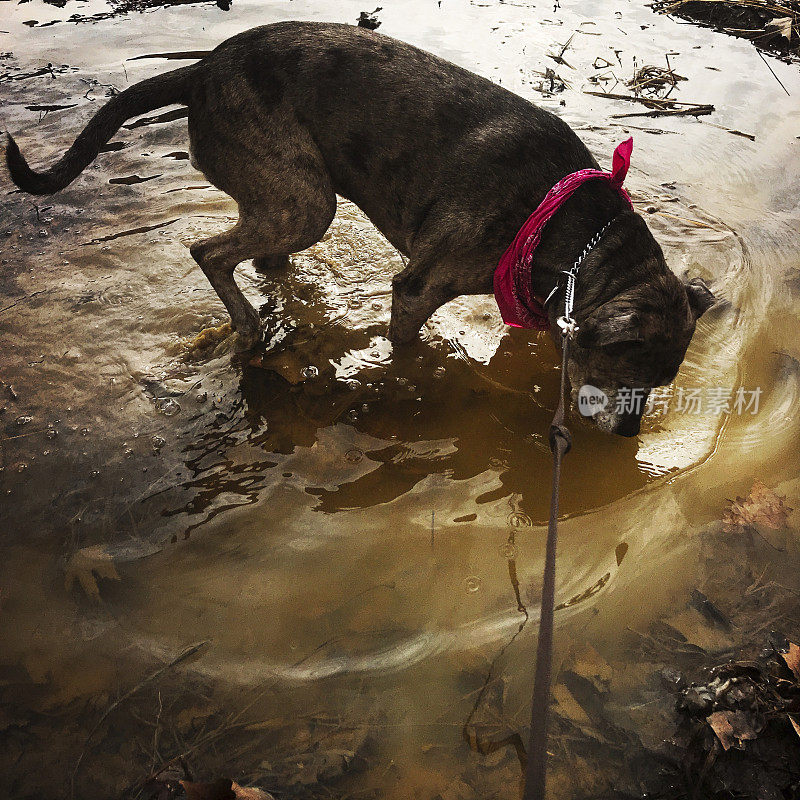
[493, 138, 634, 330]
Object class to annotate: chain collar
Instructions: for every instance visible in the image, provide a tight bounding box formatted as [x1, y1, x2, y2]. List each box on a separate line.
[543, 220, 613, 340]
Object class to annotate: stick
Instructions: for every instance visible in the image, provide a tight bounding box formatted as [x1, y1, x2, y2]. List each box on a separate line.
[70, 641, 208, 800]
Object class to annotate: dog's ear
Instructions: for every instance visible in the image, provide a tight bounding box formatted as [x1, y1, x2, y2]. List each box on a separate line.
[578, 311, 644, 348]
[684, 277, 715, 320]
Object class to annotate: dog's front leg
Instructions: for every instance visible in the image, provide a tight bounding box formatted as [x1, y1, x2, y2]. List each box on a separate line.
[388, 261, 456, 344]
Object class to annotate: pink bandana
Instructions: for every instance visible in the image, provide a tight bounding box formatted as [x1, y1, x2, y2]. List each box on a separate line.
[493, 137, 634, 329]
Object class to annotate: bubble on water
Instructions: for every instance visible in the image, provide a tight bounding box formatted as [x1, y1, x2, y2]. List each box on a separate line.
[301, 365, 319, 380]
[195, 391, 207, 403]
[42, 450, 50, 456]
[507, 511, 532, 528]
[349, 298, 362, 309]
[124, 448, 133, 458]
[361, 403, 369, 413]
[459, 330, 466, 336]
[371, 301, 382, 310]
[347, 409, 359, 421]
[38, 229, 48, 238]
[346, 378, 361, 391]
[433, 366, 446, 378]
[16, 415, 31, 426]
[155, 398, 180, 416]
[465, 576, 482, 594]
[371, 350, 381, 359]
[15, 462, 28, 473]
[345, 448, 363, 464]
[46, 428, 58, 439]
[407, 384, 417, 392]
[80, 427, 90, 436]
[90, 470, 100, 479]
[500, 542, 518, 559]
[151, 435, 166, 451]
[397, 377, 408, 386]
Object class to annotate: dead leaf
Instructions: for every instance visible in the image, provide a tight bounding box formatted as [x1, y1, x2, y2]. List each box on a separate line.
[722, 480, 793, 532]
[551, 683, 591, 726]
[707, 709, 759, 751]
[766, 16, 793, 42]
[180, 779, 235, 800]
[180, 780, 274, 800]
[780, 641, 800, 682]
[64, 545, 120, 602]
[231, 783, 275, 800]
[565, 643, 612, 694]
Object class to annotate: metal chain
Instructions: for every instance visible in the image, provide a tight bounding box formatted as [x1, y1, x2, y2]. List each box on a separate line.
[554, 219, 612, 339]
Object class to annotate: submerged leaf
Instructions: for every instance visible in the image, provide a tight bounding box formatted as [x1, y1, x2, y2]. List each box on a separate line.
[180, 780, 274, 800]
[780, 641, 800, 682]
[707, 709, 760, 751]
[64, 545, 121, 602]
[722, 480, 792, 532]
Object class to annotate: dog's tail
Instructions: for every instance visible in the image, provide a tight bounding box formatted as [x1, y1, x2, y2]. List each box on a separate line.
[5, 64, 198, 195]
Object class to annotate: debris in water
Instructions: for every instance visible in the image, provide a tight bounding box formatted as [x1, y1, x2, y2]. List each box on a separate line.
[626, 61, 686, 98]
[64, 544, 121, 602]
[186, 322, 233, 355]
[650, 0, 800, 62]
[722, 479, 793, 532]
[357, 7, 382, 29]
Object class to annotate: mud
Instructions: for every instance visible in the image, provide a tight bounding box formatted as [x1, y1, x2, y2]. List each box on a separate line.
[1, 0, 800, 798]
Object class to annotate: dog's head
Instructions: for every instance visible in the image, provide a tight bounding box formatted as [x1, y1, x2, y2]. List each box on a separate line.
[562, 212, 715, 437]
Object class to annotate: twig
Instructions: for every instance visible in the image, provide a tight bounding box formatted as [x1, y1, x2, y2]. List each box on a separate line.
[612, 104, 714, 118]
[71, 641, 208, 800]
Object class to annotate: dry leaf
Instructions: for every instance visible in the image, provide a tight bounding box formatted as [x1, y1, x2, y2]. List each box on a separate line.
[722, 480, 793, 532]
[64, 545, 120, 602]
[231, 783, 275, 800]
[766, 16, 793, 42]
[780, 641, 800, 682]
[181, 779, 235, 800]
[707, 709, 759, 751]
[180, 780, 274, 800]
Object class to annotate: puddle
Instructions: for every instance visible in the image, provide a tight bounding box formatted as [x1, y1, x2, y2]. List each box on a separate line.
[1, 0, 799, 798]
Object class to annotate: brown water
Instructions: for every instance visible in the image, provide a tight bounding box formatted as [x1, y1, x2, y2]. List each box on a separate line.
[1, 1, 800, 798]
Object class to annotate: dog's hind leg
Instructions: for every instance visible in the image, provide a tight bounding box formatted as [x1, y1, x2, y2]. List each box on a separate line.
[190, 221, 263, 350]
[186, 100, 336, 349]
[191, 195, 335, 351]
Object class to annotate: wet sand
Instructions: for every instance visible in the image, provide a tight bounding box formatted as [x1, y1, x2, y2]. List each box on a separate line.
[1, 0, 799, 798]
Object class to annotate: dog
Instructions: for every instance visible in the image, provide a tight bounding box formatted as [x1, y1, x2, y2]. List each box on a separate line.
[5, 20, 714, 436]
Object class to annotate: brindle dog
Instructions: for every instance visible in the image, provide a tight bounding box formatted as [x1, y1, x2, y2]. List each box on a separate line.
[6, 21, 714, 436]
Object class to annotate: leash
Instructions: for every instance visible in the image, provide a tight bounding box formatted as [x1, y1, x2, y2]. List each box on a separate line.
[522, 220, 608, 799]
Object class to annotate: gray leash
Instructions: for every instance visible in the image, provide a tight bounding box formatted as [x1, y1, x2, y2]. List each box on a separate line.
[522, 221, 609, 799]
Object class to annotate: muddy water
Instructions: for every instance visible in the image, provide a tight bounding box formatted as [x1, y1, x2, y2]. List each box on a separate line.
[1, 0, 799, 798]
